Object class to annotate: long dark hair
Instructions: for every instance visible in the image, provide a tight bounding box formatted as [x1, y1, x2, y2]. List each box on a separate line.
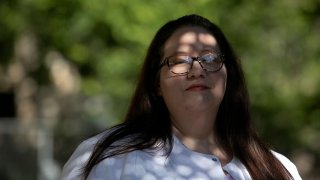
[83, 14, 292, 179]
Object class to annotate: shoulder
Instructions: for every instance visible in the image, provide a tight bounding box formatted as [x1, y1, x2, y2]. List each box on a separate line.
[272, 151, 302, 180]
[60, 131, 107, 180]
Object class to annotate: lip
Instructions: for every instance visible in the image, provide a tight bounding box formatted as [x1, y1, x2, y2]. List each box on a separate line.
[185, 84, 210, 91]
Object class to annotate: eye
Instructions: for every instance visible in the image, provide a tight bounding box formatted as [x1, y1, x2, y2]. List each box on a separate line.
[168, 55, 190, 66]
[200, 54, 217, 63]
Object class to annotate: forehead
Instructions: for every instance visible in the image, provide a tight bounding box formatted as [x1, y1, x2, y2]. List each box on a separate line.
[164, 26, 220, 56]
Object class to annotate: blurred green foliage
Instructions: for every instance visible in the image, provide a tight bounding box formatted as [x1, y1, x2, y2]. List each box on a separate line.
[1, 0, 320, 179]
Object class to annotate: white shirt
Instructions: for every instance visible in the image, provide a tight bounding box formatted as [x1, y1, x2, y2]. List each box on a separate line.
[61, 132, 302, 180]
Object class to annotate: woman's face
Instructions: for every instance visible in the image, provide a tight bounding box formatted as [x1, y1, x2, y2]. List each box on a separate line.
[159, 26, 227, 117]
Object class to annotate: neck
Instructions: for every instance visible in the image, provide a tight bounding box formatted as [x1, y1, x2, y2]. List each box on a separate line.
[171, 111, 231, 165]
[170, 106, 217, 138]
[172, 125, 216, 154]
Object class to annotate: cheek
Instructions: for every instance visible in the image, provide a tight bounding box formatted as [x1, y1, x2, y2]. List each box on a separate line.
[159, 78, 181, 97]
[217, 72, 227, 91]
[210, 67, 227, 97]
[159, 69, 173, 95]
[215, 78, 227, 98]
[159, 70, 184, 102]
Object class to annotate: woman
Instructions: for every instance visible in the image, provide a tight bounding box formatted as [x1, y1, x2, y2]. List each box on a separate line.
[61, 14, 301, 179]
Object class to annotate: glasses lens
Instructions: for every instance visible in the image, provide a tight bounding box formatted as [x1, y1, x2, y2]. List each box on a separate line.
[199, 54, 223, 72]
[167, 55, 191, 74]
[165, 53, 223, 74]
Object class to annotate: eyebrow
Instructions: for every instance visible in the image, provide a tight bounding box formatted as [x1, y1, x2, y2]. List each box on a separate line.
[173, 50, 219, 56]
[201, 48, 220, 53]
[164, 46, 221, 58]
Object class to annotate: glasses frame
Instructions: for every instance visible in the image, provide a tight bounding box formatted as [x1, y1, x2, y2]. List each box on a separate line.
[159, 53, 225, 75]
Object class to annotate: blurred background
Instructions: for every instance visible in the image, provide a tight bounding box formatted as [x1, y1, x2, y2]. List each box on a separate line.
[0, 0, 319, 179]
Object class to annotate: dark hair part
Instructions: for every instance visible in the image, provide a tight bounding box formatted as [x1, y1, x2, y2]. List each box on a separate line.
[83, 14, 292, 179]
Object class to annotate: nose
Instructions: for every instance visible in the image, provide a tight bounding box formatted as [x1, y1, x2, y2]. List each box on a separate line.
[187, 60, 205, 78]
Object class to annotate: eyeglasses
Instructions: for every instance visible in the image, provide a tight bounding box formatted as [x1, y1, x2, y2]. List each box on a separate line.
[159, 53, 224, 75]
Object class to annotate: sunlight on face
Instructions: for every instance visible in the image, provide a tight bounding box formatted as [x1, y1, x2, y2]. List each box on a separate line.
[159, 26, 227, 121]
[164, 27, 220, 57]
